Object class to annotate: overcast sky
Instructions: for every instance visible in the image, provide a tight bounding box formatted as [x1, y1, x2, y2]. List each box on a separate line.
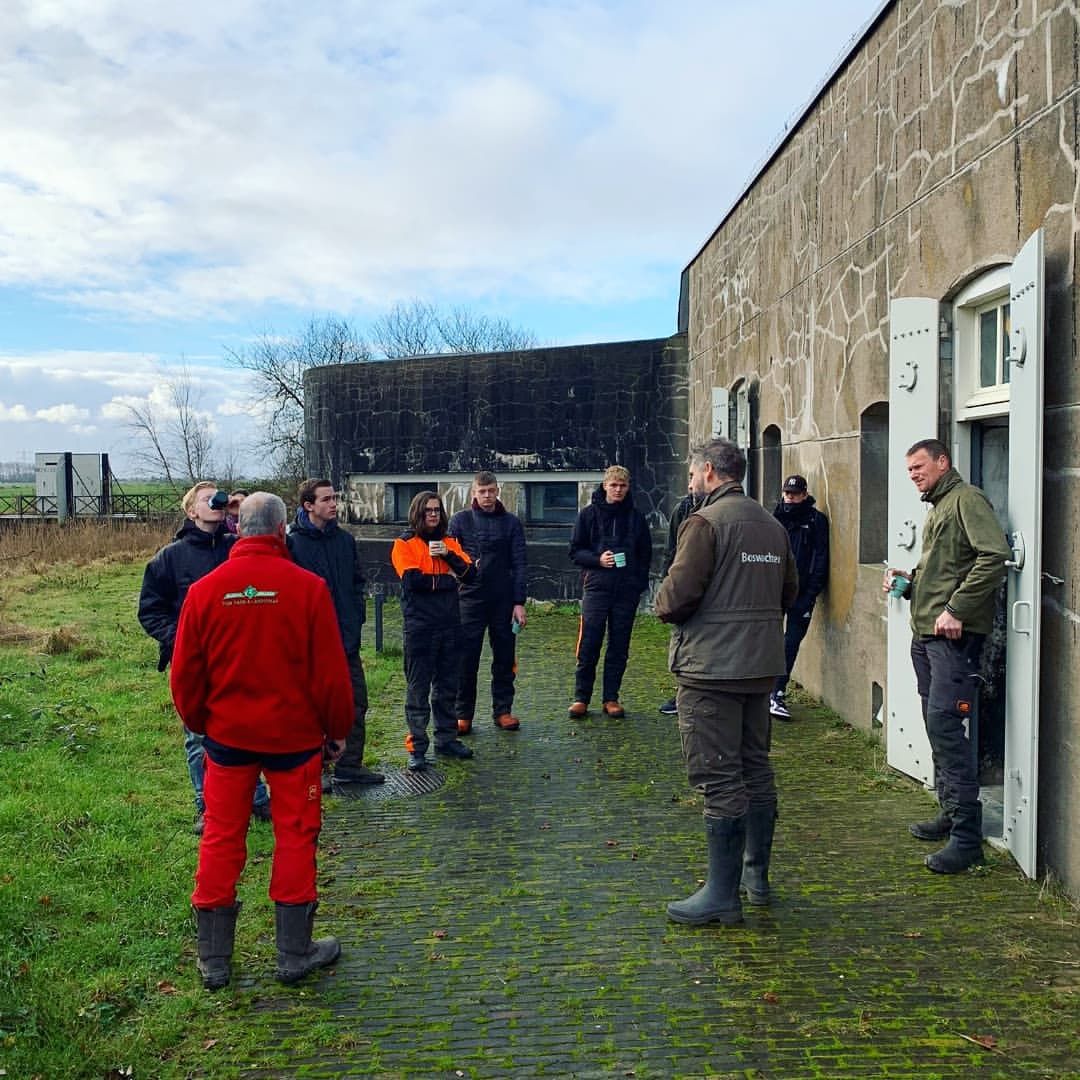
[0, 0, 882, 476]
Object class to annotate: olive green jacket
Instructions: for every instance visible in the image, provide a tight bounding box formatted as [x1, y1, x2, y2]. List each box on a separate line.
[908, 468, 1011, 636]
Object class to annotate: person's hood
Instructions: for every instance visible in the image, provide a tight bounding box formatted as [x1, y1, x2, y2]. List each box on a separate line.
[291, 507, 338, 537]
[923, 467, 964, 505]
[774, 495, 818, 521]
[173, 518, 230, 545]
[472, 498, 506, 515]
[590, 485, 635, 513]
[228, 534, 290, 560]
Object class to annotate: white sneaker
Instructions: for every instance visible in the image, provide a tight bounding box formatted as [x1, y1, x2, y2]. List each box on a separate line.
[769, 693, 791, 720]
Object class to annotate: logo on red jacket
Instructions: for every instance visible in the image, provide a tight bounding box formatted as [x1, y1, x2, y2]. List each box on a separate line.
[222, 584, 279, 605]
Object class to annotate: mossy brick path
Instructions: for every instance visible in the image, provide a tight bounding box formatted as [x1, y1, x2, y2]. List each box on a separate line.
[252, 607, 1079, 1079]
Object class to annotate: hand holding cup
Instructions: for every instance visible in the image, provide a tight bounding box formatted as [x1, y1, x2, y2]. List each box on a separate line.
[428, 540, 447, 558]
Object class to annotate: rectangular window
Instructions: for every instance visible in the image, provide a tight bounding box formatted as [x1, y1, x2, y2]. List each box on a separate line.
[526, 482, 579, 524]
[978, 300, 1011, 389]
[393, 482, 436, 521]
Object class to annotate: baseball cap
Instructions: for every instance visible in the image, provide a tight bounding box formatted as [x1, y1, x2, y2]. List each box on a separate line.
[782, 475, 808, 494]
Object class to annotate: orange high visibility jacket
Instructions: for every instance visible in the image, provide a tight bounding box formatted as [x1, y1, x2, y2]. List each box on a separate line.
[391, 531, 474, 629]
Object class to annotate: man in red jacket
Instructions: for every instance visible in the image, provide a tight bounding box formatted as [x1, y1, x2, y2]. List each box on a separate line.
[171, 492, 354, 990]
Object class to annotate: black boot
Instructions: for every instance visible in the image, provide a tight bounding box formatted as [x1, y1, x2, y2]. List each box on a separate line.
[667, 816, 745, 926]
[195, 903, 240, 991]
[275, 901, 341, 984]
[909, 810, 952, 841]
[925, 801, 984, 874]
[334, 717, 385, 783]
[741, 800, 777, 905]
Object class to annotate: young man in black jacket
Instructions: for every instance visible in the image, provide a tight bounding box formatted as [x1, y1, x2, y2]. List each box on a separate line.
[448, 471, 528, 733]
[568, 466, 653, 718]
[769, 475, 829, 719]
[287, 479, 384, 785]
[138, 481, 270, 832]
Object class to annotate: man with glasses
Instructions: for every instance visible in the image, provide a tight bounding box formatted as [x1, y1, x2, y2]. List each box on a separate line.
[139, 481, 271, 833]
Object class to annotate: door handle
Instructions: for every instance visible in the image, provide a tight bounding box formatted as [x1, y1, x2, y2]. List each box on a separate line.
[1011, 600, 1032, 636]
[1006, 531, 1025, 570]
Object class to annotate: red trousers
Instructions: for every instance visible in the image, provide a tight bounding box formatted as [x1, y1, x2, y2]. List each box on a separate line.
[192, 753, 323, 910]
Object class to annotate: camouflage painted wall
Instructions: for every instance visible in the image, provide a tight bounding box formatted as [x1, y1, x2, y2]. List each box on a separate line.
[686, 0, 1079, 893]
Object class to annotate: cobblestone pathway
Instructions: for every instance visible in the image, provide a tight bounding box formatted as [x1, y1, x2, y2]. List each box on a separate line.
[258, 607, 1079, 1079]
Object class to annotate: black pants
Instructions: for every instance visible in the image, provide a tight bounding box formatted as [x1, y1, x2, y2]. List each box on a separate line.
[403, 626, 459, 756]
[456, 596, 516, 720]
[910, 633, 984, 835]
[337, 654, 370, 768]
[574, 587, 639, 704]
[774, 606, 814, 694]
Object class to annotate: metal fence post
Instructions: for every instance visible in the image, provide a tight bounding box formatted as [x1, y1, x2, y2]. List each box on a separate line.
[372, 583, 384, 653]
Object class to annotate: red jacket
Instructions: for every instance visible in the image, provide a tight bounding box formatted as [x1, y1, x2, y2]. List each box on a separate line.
[171, 534, 353, 753]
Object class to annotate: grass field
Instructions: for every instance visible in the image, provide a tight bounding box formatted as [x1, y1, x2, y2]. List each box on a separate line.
[0, 526, 400, 1078]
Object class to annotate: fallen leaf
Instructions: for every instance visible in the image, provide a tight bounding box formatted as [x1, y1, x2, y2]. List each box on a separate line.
[433, 929, 448, 939]
[38, 895, 51, 907]
[540, 823, 551, 830]
[429, 952, 445, 962]
[902, 931, 923, 939]
[762, 991, 780, 1004]
[967, 1033, 997, 1049]
[156, 980, 178, 995]
[605, 839, 619, 848]
[203, 1039, 218, 1050]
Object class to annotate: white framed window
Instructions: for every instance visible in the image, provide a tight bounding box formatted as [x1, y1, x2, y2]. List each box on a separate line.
[953, 266, 1011, 418]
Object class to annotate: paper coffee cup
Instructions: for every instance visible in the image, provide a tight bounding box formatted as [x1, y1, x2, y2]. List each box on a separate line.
[613, 552, 627, 568]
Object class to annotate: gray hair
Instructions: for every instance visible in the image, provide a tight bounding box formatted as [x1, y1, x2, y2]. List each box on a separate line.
[238, 492, 286, 536]
[690, 438, 746, 483]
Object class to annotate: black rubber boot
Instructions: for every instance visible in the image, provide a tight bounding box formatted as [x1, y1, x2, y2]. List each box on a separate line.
[195, 903, 240, 991]
[925, 801, 984, 873]
[909, 810, 952, 841]
[667, 816, 745, 926]
[335, 717, 385, 783]
[740, 800, 777, 905]
[275, 901, 341, 984]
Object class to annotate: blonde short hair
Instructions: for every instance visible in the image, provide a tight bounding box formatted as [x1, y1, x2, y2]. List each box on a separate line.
[603, 465, 631, 484]
[182, 481, 216, 515]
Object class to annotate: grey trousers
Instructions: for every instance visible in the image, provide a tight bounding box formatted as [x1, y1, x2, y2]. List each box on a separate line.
[675, 681, 776, 819]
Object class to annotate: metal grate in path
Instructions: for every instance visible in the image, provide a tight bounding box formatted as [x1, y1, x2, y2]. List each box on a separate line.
[330, 765, 444, 801]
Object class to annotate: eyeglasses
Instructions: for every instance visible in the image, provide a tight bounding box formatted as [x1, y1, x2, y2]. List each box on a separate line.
[424, 507, 441, 514]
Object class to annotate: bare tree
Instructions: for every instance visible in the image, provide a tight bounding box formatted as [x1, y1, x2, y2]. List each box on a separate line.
[226, 316, 372, 482]
[435, 305, 538, 353]
[121, 362, 216, 486]
[369, 300, 441, 359]
[371, 300, 538, 358]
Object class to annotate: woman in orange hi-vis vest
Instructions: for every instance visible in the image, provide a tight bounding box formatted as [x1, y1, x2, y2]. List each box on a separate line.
[391, 490, 476, 770]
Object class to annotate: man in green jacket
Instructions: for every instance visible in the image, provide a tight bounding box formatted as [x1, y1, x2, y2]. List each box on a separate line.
[656, 438, 798, 926]
[884, 439, 1010, 874]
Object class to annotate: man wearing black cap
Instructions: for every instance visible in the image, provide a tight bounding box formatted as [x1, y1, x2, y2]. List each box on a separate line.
[769, 475, 829, 719]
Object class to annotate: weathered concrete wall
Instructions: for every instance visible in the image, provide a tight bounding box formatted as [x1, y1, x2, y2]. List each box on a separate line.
[305, 335, 689, 528]
[687, 0, 1079, 892]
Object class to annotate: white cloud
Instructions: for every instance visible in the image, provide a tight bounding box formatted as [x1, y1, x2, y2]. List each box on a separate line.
[0, 402, 33, 422]
[33, 403, 89, 424]
[1, 0, 881, 318]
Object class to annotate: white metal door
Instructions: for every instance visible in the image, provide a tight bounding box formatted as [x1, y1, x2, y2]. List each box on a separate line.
[1003, 229, 1044, 878]
[886, 298, 939, 785]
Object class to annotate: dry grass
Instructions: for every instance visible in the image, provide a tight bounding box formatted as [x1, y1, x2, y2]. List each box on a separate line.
[0, 518, 176, 579]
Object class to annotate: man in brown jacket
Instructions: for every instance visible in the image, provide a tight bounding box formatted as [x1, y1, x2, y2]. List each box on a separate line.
[656, 438, 798, 926]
